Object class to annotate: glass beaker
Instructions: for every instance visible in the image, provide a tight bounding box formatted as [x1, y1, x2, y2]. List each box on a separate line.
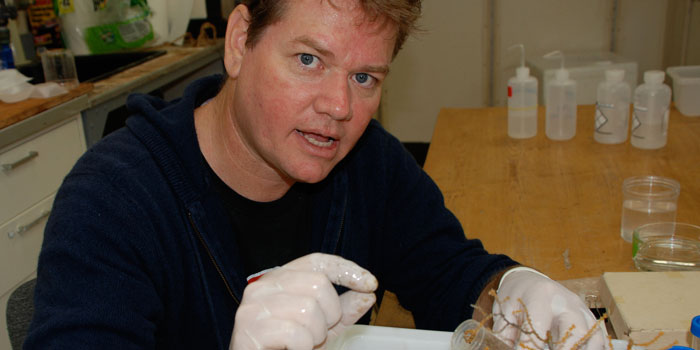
[620, 176, 680, 242]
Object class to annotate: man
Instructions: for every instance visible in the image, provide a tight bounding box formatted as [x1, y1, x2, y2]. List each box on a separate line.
[26, 0, 607, 349]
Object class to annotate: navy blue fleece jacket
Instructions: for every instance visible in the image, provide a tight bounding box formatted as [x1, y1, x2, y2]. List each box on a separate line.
[25, 75, 517, 349]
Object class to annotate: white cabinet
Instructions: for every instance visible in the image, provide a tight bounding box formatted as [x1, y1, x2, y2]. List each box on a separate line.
[0, 115, 86, 350]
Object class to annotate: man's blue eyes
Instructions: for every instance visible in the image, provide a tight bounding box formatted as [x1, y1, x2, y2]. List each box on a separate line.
[299, 53, 315, 65]
[355, 73, 369, 84]
[298, 54, 373, 86]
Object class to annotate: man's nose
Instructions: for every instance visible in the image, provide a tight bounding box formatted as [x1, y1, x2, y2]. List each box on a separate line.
[314, 73, 352, 121]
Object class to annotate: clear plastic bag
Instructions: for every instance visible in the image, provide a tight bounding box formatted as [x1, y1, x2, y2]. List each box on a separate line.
[56, 0, 154, 55]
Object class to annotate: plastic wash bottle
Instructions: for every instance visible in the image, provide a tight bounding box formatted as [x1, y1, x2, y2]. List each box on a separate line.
[595, 69, 631, 144]
[631, 70, 671, 150]
[544, 51, 577, 141]
[507, 44, 538, 139]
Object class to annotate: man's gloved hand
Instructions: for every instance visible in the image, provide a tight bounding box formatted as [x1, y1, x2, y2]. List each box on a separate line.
[229, 253, 378, 350]
[492, 268, 608, 350]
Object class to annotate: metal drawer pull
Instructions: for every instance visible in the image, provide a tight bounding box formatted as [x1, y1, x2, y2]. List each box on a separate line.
[8, 210, 51, 239]
[2, 151, 39, 171]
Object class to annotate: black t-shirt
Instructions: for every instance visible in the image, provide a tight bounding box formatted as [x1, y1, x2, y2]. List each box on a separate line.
[207, 164, 314, 279]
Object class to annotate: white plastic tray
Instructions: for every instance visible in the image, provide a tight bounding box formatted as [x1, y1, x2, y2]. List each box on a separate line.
[328, 325, 452, 350]
[328, 325, 643, 350]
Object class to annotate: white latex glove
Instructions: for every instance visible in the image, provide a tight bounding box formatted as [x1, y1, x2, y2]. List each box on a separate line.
[492, 268, 608, 350]
[229, 253, 378, 350]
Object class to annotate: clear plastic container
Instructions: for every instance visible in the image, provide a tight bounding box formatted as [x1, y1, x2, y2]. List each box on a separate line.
[595, 69, 631, 144]
[666, 66, 700, 117]
[450, 319, 639, 350]
[507, 44, 538, 139]
[40, 49, 79, 90]
[620, 175, 680, 242]
[631, 70, 672, 149]
[451, 319, 510, 350]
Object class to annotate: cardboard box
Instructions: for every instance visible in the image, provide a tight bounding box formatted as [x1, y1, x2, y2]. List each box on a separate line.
[600, 271, 700, 348]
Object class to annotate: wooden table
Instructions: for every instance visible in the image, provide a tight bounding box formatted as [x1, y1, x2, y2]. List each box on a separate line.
[374, 104, 700, 328]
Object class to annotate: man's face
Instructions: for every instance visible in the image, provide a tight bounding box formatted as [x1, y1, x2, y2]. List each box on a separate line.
[231, 0, 396, 184]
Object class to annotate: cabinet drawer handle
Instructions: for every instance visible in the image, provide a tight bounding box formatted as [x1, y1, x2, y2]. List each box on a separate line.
[2, 151, 39, 171]
[8, 210, 51, 239]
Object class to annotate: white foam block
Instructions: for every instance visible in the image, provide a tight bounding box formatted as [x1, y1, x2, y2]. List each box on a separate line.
[600, 271, 700, 348]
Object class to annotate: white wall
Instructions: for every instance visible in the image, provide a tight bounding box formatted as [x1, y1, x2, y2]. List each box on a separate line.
[191, 0, 208, 19]
[379, 0, 487, 142]
[615, 0, 669, 83]
[690, 3, 700, 63]
[381, 0, 696, 143]
[493, 0, 613, 107]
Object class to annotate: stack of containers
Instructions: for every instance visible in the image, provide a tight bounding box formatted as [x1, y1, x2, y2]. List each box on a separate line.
[528, 52, 637, 106]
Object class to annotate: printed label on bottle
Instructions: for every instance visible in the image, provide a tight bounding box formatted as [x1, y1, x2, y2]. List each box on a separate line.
[631, 112, 642, 138]
[595, 103, 612, 134]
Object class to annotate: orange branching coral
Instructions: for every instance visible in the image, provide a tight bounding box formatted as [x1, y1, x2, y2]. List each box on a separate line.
[467, 289, 668, 350]
[622, 331, 679, 350]
[569, 316, 608, 350]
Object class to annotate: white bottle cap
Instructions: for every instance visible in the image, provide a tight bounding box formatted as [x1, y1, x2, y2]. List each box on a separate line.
[605, 69, 625, 82]
[516, 66, 530, 79]
[555, 68, 569, 81]
[644, 70, 665, 84]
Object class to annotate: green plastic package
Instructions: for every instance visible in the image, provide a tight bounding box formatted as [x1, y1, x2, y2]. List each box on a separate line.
[56, 0, 154, 54]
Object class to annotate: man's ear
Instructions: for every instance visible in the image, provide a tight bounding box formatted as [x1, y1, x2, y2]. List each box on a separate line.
[224, 5, 251, 78]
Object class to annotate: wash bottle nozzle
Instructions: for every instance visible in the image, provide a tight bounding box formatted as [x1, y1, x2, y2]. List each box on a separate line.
[543, 50, 569, 81]
[509, 44, 529, 79]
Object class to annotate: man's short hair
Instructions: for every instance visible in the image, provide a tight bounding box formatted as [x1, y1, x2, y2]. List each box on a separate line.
[240, 0, 422, 57]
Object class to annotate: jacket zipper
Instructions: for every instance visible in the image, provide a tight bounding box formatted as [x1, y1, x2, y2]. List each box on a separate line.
[332, 198, 380, 319]
[332, 196, 347, 255]
[187, 211, 240, 305]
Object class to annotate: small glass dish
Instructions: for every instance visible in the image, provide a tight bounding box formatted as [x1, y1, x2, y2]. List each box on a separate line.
[632, 222, 700, 271]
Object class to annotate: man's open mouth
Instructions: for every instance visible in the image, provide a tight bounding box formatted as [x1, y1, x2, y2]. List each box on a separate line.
[298, 130, 335, 147]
